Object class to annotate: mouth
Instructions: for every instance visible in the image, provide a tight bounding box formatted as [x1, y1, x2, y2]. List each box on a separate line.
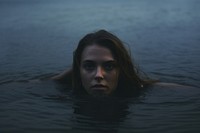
[91, 84, 108, 91]
[89, 84, 109, 98]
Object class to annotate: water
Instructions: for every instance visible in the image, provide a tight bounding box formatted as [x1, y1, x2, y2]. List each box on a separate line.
[0, 0, 200, 132]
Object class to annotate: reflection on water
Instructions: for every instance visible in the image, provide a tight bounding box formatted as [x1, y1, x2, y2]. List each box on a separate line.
[0, 0, 200, 132]
[71, 96, 130, 132]
[0, 81, 200, 132]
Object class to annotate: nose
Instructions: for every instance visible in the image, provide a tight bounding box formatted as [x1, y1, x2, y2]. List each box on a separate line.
[95, 67, 104, 80]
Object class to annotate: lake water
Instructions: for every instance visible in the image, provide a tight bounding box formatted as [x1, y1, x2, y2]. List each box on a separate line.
[0, 0, 200, 132]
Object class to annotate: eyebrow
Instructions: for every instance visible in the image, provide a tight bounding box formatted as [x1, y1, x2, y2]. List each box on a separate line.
[82, 60, 116, 63]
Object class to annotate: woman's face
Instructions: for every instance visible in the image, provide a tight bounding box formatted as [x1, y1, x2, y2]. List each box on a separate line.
[80, 44, 119, 97]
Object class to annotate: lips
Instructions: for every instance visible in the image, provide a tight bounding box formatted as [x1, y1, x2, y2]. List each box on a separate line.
[91, 84, 107, 90]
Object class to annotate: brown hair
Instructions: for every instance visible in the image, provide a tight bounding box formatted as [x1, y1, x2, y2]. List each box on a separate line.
[72, 30, 154, 96]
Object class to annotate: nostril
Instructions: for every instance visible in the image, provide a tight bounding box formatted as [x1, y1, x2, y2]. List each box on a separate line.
[95, 76, 103, 82]
[95, 67, 104, 79]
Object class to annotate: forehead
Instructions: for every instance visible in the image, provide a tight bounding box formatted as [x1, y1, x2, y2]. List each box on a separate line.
[81, 44, 114, 62]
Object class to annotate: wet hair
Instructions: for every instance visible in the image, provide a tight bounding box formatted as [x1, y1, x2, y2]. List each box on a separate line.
[72, 30, 154, 96]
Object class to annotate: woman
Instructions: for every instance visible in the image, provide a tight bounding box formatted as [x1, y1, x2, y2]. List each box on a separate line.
[53, 29, 156, 97]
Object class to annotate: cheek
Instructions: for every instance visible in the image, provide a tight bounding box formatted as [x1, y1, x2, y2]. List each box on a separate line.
[80, 70, 91, 88]
[107, 71, 119, 87]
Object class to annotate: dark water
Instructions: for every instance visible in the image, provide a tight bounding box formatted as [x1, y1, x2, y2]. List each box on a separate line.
[0, 0, 200, 132]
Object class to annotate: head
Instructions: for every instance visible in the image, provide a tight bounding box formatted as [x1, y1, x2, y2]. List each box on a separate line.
[73, 30, 144, 97]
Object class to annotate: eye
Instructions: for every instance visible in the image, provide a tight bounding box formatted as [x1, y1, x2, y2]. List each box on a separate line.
[82, 62, 96, 71]
[103, 62, 116, 71]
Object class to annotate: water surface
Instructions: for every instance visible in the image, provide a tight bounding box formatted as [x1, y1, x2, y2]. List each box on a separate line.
[0, 0, 200, 132]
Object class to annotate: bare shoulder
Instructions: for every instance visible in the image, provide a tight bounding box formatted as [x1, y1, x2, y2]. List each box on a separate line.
[154, 82, 196, 89]
[51, 69, 72, 85]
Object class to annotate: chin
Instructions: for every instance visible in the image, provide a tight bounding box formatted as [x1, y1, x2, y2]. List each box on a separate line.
[90, 90, 109, 98]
